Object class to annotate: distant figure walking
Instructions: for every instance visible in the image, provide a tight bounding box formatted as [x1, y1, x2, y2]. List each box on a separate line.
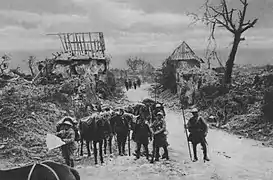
[128, 79, 132, 89]
[137, 78, 141, 87]
[125, 79, 129, 91]
[133, 81, 137, 89]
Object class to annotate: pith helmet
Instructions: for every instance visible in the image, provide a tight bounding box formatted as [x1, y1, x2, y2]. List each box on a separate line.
[191, 108, 198, 113]
[157, 112, 164, 116]
[62, 121, 73, 126]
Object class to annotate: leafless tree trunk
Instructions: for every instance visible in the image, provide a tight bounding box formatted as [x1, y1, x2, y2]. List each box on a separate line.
[189, 0, 258, 84]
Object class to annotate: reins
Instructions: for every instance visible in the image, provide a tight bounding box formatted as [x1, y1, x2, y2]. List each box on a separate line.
[27, 162, 60, 180]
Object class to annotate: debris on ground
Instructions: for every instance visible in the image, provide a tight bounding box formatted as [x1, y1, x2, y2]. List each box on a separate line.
[152, 65, 273, 145]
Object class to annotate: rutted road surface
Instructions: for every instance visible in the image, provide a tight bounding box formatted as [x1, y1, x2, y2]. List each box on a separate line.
[78, 84, 273, 180]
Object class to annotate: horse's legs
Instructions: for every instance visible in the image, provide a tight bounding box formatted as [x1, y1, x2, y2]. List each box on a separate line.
[90, 140, 93, 150]
[103, 137, 107, 155]
[109, 136, 113, 154]
[99, 140, 104, 164]
[80, 138, 84, 156]
[150, 144, 155, 163]
[93, 141, 98, 164]
[86, 140, 91, 157]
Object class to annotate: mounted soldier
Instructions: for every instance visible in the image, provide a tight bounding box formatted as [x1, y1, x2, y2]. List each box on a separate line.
[56, 117, 77, 167]
[150, 112, 169, 163]
[185, 108, 210, 162]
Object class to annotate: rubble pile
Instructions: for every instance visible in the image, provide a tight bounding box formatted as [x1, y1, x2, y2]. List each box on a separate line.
[0, 81, 68, 163]
[153, 64, 273, 143]
[0, 72, 124, 164]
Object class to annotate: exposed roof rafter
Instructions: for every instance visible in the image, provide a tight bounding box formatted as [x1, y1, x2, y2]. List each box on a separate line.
[169, 41, 204, 63]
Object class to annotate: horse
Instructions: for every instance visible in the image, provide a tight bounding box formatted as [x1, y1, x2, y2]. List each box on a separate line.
[0, 161, 80, 180]
[100, 111, 115, 155]
[131, 102, 152, 124]
[79, 113, 112, 164]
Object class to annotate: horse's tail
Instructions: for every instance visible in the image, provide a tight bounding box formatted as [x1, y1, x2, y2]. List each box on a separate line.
[70, 168, 80, 180]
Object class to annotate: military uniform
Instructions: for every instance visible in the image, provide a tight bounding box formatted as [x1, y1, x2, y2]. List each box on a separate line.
[125, 80, 129, 91]
[187, 108, 209, 162]
[56, 123, 77, 167]
[134, 118, 152, 160]
[150, 113, 169, 163]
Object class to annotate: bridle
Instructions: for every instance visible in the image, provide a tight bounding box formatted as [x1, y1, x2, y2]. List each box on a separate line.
[27, 161, 60, 180]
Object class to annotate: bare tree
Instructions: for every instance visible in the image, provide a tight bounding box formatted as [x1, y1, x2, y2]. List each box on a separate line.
[24, 55, 37, 76]
[189, 0, 258, 84]
[126, 57, 138, 72]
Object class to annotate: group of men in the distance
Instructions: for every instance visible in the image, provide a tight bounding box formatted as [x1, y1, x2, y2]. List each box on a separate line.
[124, 78, 141, 90]
[56, 99, 210, 167]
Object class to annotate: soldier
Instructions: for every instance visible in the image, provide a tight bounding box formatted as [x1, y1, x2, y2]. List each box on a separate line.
[150, 112, 169, 163]
[137, 78, 141, 87]
[125, 79, 129, 91]
[133, 81, 137, 89]
[185, 108, 210, 162]
[134, 114, 153, 161]
[56, 118, 77, 167]
[113, 108, 130, 156]
[128, 79, 132, 89]
[154, 103, 166, 117]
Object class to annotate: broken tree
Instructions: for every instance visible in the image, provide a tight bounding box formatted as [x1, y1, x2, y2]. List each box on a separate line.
[189, 0, 258, 84]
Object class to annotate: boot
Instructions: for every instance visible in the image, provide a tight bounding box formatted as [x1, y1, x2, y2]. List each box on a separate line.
[204, 156, 210, 162]
[162, 146, 169, 160]
[192, 144, 198, 162]
[201, 142, 210, 162]
[193, 157, 198, 162]
[118, 144, 123, 156]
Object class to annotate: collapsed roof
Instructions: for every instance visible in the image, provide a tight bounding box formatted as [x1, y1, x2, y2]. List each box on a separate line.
[168, 41, 205, 64]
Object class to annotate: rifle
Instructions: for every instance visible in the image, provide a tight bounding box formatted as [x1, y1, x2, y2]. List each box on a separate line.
[181, 105, 192, 161]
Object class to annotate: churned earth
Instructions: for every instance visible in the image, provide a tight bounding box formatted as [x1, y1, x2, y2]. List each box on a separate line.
[76, 83, 273, 180]
[1, 83, 273, 180]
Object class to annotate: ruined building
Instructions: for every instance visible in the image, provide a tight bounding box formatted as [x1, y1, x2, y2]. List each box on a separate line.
[168, 41, 204, 105]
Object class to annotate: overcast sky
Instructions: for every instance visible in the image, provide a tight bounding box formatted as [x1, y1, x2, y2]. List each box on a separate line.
[0, 0, 272, 55]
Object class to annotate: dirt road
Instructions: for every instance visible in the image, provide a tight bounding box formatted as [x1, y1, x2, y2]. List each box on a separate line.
[77, 84, 273, 180]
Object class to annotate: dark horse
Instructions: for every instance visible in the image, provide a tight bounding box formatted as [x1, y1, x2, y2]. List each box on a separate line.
[132, 102, 152, 124]
[79, 113, 112, 164]
[0, 161, 80, 180]
[101, 111, 115, 155]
